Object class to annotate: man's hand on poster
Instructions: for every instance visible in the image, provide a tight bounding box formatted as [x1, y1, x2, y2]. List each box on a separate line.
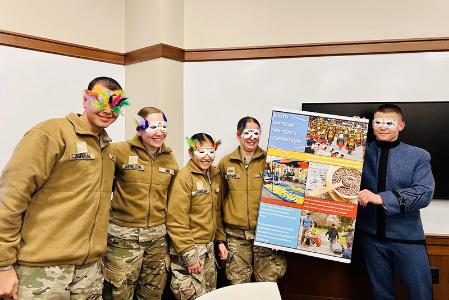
[358, 189, 383, 206]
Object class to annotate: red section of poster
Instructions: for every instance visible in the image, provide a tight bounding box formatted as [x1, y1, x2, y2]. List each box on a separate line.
[261, 196, 357, 218]
[261, 197, 301, 208]
[302, 197, 357, 218]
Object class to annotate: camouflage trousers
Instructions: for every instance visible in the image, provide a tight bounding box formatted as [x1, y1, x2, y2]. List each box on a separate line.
[15, 261, 103, 299]
[102, 234, 169, 300]
[170, 244, 217, 300]
[225, 230, 287, 284]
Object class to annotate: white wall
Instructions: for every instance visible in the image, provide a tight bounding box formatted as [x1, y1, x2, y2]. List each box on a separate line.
[125, 58, 184, 163]
[0, 45, 125, 170]
[184, 52, 449, 234]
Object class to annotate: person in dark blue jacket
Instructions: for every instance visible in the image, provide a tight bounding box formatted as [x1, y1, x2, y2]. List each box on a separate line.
[357, 104, 435, 300]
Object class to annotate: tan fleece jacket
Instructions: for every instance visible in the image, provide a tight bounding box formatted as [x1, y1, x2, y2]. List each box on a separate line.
[0, 113, 115, 267]
[167, 160, 225, 255]
[110, 134, 178, 227]
[218, 147, 266, 230]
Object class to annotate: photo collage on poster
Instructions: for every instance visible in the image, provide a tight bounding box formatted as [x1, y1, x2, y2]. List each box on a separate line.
[255, 109, 369, 263]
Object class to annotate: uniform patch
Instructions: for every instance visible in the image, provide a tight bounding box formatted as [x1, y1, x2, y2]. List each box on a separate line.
[196, 181, 204, 190]
[191, 189, 209, 196]
[215, 187, 220, 193]
[128, 155, 139, 165]
[70, 152, 95, 160]
[108, 153, 116, 161]
[159, 167, 175, 175]
[122, 164, 144, 171]
[76, 142, 88, 154]
[226, 167, 236, 175]
[253, 173, 262, 178]
[225, 167, 240, 179]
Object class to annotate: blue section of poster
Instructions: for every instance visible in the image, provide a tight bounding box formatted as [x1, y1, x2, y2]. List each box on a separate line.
[268, 111, 309, 152]
[255, 202, 301, 248]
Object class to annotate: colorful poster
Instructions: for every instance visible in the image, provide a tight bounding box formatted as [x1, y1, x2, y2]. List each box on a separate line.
[255, 109, 369, 263]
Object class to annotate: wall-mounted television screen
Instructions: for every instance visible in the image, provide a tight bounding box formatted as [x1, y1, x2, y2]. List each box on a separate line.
[302, 102, 449, 199]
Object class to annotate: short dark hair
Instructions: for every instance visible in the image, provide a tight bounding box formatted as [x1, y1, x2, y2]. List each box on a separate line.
[237, 116, 260, 131]
[190, 133, 214, 150]
[87, 77, 122, 91]
[374, 104, 404, 120]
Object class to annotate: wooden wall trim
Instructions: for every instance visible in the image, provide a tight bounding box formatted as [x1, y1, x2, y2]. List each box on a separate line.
[0, 29, 124, 65]
[426, 234, 449, 246]
[3, 29, 449, 64]
[185, 38, 449, 61]
[161, 44, 185, 62]
[124, 44, 163, 65]
[124, 43, 184, 65]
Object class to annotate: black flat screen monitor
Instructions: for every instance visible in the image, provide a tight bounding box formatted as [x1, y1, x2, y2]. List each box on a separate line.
[302, 102, 449, 199]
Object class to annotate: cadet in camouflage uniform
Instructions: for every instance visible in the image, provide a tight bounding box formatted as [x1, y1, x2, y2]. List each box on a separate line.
[218, 117, 287, 284]
[0, 77, 127, 299]
[167, 133, 228, 300]
[102, 107, 178, 300]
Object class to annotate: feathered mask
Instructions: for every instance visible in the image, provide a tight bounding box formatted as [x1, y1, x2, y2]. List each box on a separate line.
[84, 85, 130, 115]
[186, 136, 197, 151]
[134, 115, 168, 133]
[185, 136, 221, 151]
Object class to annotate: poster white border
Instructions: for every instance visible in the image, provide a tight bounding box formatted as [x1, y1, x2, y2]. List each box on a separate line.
[254, 241, 351, 264]
[272, 107, 370, 124]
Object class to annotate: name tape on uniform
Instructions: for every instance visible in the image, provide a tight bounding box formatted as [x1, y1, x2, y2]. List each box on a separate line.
[159, 167, 175, 175]
[122, 164, 144, 171]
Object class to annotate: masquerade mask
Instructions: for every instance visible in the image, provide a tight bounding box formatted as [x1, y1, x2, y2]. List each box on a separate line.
[373, 118, 398, 129]
[186, 136, 221, 152]
[135, 115, 168, 133]
[240, 128, 260, 139]
[84, 85, 130, 115]
[146, 121, 167, 133]
[194, 147, 216, 159]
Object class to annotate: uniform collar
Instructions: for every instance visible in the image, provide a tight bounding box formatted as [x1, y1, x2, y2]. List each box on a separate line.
[229, 146, 265, 162]
[186, 160, 219, 178]
[66, 113, 112, 148]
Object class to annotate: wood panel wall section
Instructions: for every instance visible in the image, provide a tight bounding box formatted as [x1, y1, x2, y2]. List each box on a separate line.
[0, 29, 124, 64]
[277, 234, 449, 300]
[4, 29, 449, 64]
[427, 234, 449, 300]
